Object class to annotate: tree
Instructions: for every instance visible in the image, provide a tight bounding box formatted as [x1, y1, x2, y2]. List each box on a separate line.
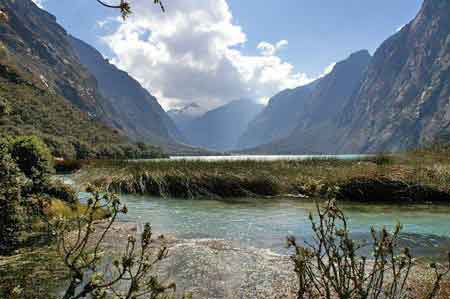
[95, 0, 165, 19]
[10, 136, 54, 188]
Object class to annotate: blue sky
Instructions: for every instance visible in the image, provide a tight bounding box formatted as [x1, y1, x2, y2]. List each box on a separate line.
[226, 0, 422, 76]
[35, 0, 423, 109]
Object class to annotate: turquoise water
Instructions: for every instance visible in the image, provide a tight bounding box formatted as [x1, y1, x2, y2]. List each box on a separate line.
[64, 170, 449, 257]
[115, 195, 450, 256]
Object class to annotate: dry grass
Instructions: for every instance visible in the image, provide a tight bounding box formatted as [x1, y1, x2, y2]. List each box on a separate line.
[73, 151, 450, 201]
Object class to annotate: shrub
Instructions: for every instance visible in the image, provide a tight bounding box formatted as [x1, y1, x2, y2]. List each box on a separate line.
[54, 159, 84, 173]
[0, 96, 10, 116]
[10, 135, 54, 186]
[73, 141, 94, 160]
[0, 145, 25, 254]
[53, 187, 176, 299]
[288, 199, 450, 299]
[369, 153, 395, 165]
[43, 180, 77, 204]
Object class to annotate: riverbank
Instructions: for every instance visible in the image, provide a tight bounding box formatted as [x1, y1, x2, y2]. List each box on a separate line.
[73, 150, 450, 203]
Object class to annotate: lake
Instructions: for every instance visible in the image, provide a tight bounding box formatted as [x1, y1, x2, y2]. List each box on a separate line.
[167, 154, 370, 161]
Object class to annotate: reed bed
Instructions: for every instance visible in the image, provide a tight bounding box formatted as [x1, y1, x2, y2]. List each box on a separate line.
[74, 154, 450, 202]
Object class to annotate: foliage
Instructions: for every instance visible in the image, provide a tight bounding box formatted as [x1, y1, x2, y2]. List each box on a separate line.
[43, 180, 78, 204]
[54, 159, 85, 173]
[52, 186, 176, 299]
[0, 95, 10, 115]
[0, 135, 77, 254]
[10, 135, 54, 187]
[287, 199, 450, 299]
[0, 143, 25, 254]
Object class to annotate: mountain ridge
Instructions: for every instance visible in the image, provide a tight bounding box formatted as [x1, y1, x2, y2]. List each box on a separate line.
[69, 35, 185, 145]
[336, 0, 450, 153]
[240, 49, 371, 153]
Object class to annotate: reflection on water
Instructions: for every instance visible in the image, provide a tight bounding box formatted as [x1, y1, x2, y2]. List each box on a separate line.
[116, 195, 450, 256]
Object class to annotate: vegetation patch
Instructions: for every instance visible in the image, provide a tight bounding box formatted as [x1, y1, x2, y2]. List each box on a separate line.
[336, 177, 450, 203]
[75, 150, 450, 203]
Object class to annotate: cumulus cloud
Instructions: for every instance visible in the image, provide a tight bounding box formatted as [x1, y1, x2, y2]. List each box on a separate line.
[102, 0, 311, 110]
[257, 39, 288, 56]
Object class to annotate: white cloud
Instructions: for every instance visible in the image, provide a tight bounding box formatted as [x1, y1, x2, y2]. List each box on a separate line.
[102, 0, 311, 110]
[31, 0, 45, 8]
[257, 39, 288, 56]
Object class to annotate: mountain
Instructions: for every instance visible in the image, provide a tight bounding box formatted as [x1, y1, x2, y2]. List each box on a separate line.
[336, 0, 450, 153]
[240, 50, 371, 152]
[250, 0, 449, 155]
[69, 36, 184, 145]
[0, 0, 170, 157]
[0, 0, 111, 116]
[237, 82, 317, 149]
[167, 102, 203, 129]
[176, 99, 264, 151]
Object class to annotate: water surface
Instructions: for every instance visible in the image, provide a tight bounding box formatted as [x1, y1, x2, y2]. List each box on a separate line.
[116, 195, 450, 256]
[167, 154, 370, 161]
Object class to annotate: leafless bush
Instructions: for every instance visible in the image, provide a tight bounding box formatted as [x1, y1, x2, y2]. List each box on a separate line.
[52, 186, 176, 299]
[287, 199, 450, 299]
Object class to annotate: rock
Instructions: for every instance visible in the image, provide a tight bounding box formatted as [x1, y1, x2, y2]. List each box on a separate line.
[156, 239, 297, 299]
[90, 222, 298, 299]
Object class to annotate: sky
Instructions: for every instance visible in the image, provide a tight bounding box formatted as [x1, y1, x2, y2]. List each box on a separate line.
[33, 0, 422, 111]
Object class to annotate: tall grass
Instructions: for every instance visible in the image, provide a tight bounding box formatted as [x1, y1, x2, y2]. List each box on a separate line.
[74, 154, 450, 202]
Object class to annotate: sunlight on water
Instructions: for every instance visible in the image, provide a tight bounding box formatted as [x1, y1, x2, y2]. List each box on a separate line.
[167, 154, 370, 161]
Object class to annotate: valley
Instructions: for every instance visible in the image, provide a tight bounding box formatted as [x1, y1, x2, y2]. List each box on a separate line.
[0, 0, 449, 298]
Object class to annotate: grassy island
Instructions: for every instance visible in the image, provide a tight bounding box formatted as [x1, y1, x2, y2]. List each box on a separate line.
[74, 147, 450, 203]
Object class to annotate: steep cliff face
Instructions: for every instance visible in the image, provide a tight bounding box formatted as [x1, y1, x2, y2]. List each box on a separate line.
[337, 0, 450, 153]
[178, 99, 264, 151]
[237, 82, 317, 150]
[0, 0, 106, 116]
[69, 36, 184, 144]
[241, 50, 371, 153]
[0, 0, 169, 158]
[0, 0, 183, 148]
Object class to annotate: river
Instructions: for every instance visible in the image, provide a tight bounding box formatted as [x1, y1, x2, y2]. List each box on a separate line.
[110, 195, 450, 257]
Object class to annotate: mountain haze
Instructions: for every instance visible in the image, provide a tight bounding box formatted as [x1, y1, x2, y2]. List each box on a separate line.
[237, 82, 317, 149]
[168, 103, 203, 130]
[174, 99, 264, 151]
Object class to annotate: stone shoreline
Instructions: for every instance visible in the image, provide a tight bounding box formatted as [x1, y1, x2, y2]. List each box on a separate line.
[93, 221, 297, 299]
